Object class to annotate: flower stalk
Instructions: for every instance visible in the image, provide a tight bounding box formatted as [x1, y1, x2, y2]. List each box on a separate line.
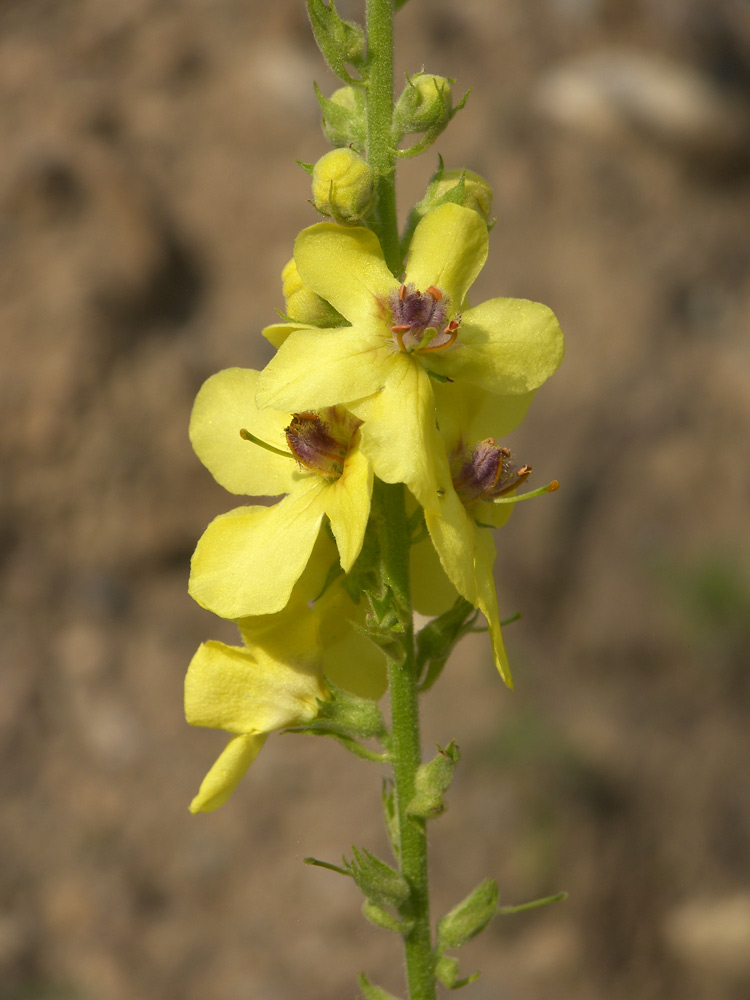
[365, 0, 400, 273]
[184, 1, 566, 997]
[375, 480, 436, 999]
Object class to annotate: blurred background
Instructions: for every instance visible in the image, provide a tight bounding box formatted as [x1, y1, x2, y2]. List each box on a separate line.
[2, 0, 750, 998]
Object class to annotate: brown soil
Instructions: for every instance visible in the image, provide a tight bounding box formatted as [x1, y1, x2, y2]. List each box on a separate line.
[2, 1, 750, 998]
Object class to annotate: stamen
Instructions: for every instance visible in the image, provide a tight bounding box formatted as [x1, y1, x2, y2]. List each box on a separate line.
[239, 428, 294, 459]
[426, 285, 443, 300]
[492, 480, 559, 504]
[419, 320, 459, 353]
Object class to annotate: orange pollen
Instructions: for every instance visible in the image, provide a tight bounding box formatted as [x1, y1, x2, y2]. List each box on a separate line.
[426, 285, 443, 300]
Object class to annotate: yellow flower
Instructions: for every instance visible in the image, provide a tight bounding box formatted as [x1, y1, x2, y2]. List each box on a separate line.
[189, 367, 372, 619]
[187, 546, 387, 813]
[424, 384, 555, 688]
[256, 203, 563, 513]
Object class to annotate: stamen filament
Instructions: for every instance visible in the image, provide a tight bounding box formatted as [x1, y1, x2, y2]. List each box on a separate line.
[239, 428, 294, 459]
[492, 480, 559, 504]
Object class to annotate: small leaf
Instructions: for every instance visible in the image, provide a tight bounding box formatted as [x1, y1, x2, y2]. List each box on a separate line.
[498, 890, 568, 915]
[358, 973, 404, 1000]
[304, 856, 351, 877]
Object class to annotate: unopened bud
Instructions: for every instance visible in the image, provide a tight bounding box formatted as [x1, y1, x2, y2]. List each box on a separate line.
[437, 878, 499, 950]
[281, 257, 342, 326]
[311, 147, 374, 223]
[394, 72, 454, 136]
[429, 168, 493, 222]
[318, 84, 367, 148]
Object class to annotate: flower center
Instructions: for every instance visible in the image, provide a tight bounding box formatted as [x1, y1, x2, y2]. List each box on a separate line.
[450, 438, 531, 505]
[388, 283, 461, 353]
[285, 406, 361, 480]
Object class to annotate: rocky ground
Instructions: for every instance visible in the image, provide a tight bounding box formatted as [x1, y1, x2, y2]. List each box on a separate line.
[2, 1, 750, 998]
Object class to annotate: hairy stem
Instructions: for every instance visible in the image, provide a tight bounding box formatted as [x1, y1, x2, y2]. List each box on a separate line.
[375, 481, 436, 1000]
[365, 0, 400, 274]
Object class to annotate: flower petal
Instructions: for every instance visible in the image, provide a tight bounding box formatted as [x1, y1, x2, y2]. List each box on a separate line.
[427, 297, 564, 395]
[185, 639, 325, 735]
[425, 492, 479, 605]
[474, 530, 512, 687]
[294, 222, 397, 322]
[189, 488, 327, 618]
[411, 534, 459, 617]
[255, 324, 390, 412]
[315, 584, 387, 700]
[324, 629, 387, 700]
[405, 203, 488, 306]
[263, 321, 316, 350]
[323, 432, 373, 572]
[190, 368, 296, 496]
[349, 358, 451, 515]
[434, 382, 537, 447]
[189, 733, 267, 813]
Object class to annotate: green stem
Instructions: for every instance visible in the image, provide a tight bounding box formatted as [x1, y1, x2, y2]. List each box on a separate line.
[365, 0, 400, 274]
[365, 6, 434, 995]
[376, 481, 436, 1000]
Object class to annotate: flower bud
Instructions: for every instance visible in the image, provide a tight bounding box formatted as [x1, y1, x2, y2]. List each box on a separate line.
[394, 72, 454, 136]
[437, 878, 499, 950]
[429, 168, 493, 222]
[318, 84, 367, 148]
[311, 147, 374, 223]
[281, 257, 342, 326]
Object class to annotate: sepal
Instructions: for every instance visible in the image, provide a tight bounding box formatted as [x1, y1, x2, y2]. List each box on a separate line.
[358, 974, 404, 1000]
[306, 0, 366, 85]
[290, 683, 389, 762]
[407, 741, 460, 820]
[310, 683, 387, 740]
[345, 847, 411, 911]
[436, 877, 499, 951]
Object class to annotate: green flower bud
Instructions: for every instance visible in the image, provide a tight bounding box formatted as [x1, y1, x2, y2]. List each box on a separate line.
[306, 0, 366, 84]
[345, 847, 411, 911]
[311, 147, 374, 223]
[407, 741, 460, 820]
[437, 878, 499, 951]
[400, 163, 494, 258]
[281, 257, 342, 326]
[317, 84, 367, 148]
[430, 168, 493, 222]
[394, 72, 454, 136]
